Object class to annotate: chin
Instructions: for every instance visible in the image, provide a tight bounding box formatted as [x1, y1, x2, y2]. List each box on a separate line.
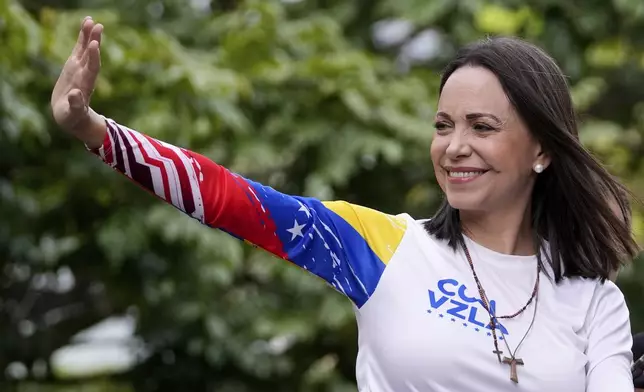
[445, 193, 487, 212]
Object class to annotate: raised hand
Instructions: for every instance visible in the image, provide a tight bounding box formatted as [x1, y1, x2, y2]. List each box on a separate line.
[51, 17, 105, 147]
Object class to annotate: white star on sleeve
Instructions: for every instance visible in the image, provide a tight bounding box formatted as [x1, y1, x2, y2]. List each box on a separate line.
[286, 219, 306, 241]
[297, 200, 312, 218]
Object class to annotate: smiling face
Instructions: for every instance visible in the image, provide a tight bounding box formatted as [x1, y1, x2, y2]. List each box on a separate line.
[430, 65, 549, 214]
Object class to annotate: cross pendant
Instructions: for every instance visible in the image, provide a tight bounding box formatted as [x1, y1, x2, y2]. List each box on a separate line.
[502, 356, 524, 383]
[492, 350, 503, 362]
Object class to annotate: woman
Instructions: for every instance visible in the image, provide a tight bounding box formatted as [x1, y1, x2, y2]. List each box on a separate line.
[52, 17, 639, 391]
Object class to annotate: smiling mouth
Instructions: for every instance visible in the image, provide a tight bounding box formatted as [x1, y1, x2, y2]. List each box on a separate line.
[447, 170, 488, 178]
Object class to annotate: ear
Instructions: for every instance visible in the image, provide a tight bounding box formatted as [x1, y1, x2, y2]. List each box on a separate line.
[534, 148, 551, 170]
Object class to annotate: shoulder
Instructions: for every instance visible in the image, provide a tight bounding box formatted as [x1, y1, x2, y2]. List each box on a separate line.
[320, 201, 409, 226]
[319, 201, 413, 240]
[543, 276, 627, 330]
[586, 279, 629, 321]
[318, 201, 423, 261]
[554, 276, 626, 307]
[556, 277, 629, 332]
[569, 277, 626, 305]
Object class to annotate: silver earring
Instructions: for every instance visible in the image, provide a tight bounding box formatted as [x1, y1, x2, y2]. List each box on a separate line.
[534, 163, 544, 173]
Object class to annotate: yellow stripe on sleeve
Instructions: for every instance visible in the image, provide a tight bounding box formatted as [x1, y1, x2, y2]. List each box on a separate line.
[322, 201, 407, 265]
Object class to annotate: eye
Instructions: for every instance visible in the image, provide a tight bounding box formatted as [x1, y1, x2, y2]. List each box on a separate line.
[434, 121, 452, 134]
[473, 123, 496, 132]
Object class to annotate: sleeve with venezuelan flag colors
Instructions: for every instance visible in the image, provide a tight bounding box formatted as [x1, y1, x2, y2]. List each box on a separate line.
[89, 118, 408, 308]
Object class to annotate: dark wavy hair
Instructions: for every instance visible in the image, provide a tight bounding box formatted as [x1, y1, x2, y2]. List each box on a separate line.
[424, 37, 639, 282]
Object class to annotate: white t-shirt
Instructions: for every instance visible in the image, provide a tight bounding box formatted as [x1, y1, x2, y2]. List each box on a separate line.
[92, 119, 634, 391]
[354, 218, 633, 392]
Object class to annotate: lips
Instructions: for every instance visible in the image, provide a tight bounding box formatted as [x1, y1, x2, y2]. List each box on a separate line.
[447, 171, 487, 178]
[444, 167, 489, 184]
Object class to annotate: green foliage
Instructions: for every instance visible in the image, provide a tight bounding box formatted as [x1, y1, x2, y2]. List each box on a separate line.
[2, 0, 644, 390]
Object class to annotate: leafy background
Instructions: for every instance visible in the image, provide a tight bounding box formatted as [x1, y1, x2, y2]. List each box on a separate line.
[2, 0, 644, 390]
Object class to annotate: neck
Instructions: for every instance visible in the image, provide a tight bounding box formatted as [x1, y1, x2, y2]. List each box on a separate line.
[460, 204, 535, 256]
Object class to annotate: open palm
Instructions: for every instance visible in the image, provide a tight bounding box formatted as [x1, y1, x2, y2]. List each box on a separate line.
[51, 17, 103, 135]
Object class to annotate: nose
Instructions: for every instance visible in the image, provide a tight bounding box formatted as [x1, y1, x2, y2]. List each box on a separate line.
[445, 129, 472, 159]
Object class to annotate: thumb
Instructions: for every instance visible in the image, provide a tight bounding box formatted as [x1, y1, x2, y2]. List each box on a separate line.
[68, 89, 87, 112]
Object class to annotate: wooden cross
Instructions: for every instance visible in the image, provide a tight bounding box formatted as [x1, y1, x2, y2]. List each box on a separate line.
[502, 356, 524, 383]
[492, 349, 503, 362]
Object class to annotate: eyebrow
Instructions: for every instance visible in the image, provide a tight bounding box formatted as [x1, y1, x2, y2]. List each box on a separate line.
[436, 111, 503, 124]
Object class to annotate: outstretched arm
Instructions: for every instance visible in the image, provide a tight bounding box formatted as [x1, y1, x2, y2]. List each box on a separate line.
[51, 17, 408, 308]
[89, 118, 408, 307]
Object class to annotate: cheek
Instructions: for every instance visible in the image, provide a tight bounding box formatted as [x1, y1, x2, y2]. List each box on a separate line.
[482, 140, 534, 178]
[429, 138, 443, 168]
[479, 140, 517, 167]
[430, 139, 446, 189]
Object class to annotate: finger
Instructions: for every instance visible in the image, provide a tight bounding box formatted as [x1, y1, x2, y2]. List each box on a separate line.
[68, 89, 86, 111]
[71, 19, 88, 58]
[86, 40, 101, 74]
[72, 17, 94, 59]
[89, 23, 103, 46]
[81, 24, 103, 66]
